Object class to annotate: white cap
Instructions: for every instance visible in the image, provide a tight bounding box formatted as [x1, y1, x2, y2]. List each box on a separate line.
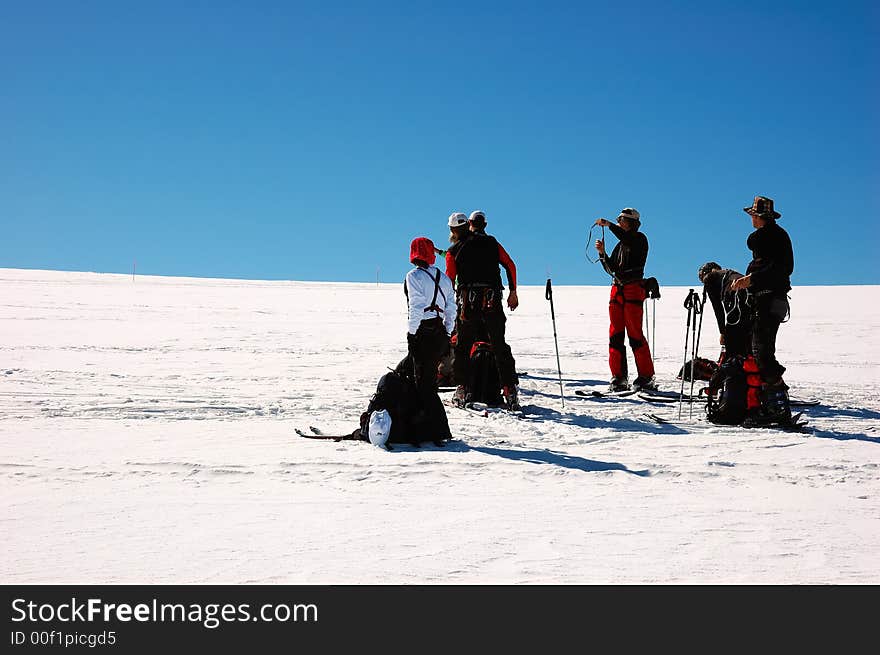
[618, 207, 640, 221]
[468, 210, 486, 223]
[448, 212, 468, 227]
[368, 409, 391, 447]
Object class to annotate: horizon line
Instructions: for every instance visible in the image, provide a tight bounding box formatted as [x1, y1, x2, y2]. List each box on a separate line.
[1, 266, 876, 288]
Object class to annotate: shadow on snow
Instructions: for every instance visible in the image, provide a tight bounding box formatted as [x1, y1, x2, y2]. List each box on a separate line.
[519, 403, 689, 436]
[809, 428, 880, 445]
[385, 440, 650, 476]
[468, 445, 651, 477]
[800, 404, 880, 421]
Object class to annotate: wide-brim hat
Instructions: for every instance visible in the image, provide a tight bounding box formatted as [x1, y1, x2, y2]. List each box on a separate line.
[743, 196, 781, 219]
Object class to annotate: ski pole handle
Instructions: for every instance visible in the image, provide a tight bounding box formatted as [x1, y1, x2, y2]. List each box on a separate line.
[546, 278, 557, 321]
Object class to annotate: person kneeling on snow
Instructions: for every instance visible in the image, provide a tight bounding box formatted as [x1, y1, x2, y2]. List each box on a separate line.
[404, 237, 457, 442]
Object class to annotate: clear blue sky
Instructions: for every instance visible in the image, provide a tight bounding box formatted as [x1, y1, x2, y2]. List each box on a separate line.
[2, 0, 877, 285]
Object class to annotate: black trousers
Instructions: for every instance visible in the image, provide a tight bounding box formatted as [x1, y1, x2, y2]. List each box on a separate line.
[723, 322, 752, 359]
[453, 287, 517, 390]
[407, 317, 451, 440]
[751, 293, 788, 383]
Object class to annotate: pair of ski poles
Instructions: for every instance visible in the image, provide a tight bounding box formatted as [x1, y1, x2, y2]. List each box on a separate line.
[679, 288, 706, 420]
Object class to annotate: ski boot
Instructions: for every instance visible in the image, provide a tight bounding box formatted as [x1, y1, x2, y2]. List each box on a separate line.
[452, 385, 469, 408]
[743, 380, 791, 427]
[609, 376, 630, 392]
[503, 385, 521, 411]
[633, 375, 658, 392]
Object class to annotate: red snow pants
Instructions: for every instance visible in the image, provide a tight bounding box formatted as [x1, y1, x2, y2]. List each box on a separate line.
[743, 355, 762, 411]
[608, 282, 655, 380]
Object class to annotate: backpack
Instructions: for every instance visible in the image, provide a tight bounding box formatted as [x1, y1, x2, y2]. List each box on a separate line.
[467, 341, 503, 406]
[705, 357, 748, 425]
[358, 367, 421, 444]
[677, 357, 719, 382]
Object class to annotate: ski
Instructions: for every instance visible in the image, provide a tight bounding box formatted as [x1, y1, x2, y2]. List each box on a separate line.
[642, 411, 810, 432]
[575, 388, 638, 398]
[643, 412, 676, 424]
[445, 399, 527, 419]
[295, 427, 363, 442]
[638, 391, 703, 404]
[790, 399, 820, 407]
[743, 411, 810, 432]
[296, 426, 456, 449]
[639, 391, 818, 407]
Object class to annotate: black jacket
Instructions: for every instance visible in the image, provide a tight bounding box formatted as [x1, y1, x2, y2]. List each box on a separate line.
[600, 223, 648, 285]
[746, 220, 793, 294]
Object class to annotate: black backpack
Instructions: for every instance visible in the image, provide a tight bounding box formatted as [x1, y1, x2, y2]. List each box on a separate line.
[467, 341, 503, 406]
[359, 366, 421, 444]
[706, 357, 748, 425]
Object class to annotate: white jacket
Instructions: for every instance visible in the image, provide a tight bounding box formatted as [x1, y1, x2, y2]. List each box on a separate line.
[405, 265, 456, 336]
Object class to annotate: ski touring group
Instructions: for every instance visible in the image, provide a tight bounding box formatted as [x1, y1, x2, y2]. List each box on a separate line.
[301, 196, 797, 449]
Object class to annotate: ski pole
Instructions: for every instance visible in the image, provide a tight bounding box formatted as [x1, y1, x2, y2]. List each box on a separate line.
[690, 290, 707, 419]
[679, 289, 696, 420]
[694, 289, 707, 362]
[545, 278, 565, 408]
[651, 298, 657, 357]
[689, 293, 702, 420]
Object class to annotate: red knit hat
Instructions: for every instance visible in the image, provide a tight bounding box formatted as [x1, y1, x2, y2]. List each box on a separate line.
[410, 237, 436, 266]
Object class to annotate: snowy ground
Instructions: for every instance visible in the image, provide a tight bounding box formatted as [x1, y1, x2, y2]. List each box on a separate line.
[2, 268, 878, 584]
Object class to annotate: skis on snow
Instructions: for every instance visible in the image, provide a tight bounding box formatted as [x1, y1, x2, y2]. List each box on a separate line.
[295, 425, 452, 449]
[642, 411, 810, 432]
[295, 425, 363, 441]
[575, 388, 639, 399]
[445, 399, 528, 419]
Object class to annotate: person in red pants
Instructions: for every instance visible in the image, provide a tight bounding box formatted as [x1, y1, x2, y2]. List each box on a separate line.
[594, 208, 656, 391]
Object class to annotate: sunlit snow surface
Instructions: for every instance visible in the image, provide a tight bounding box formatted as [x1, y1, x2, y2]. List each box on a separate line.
[2, 269, 878, 583]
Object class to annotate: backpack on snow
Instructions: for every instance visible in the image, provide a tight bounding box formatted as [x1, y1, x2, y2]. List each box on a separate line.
[705, 356, 748, 425]
[467, 341, 503, 406]
[677, 357, 719, 382]
[358, 367, 421, 444]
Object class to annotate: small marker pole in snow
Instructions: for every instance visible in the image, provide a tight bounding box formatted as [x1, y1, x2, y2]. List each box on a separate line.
[545, 278, 564, 408]
[376, 266, 379, 287]
[132, 260, 136, 282]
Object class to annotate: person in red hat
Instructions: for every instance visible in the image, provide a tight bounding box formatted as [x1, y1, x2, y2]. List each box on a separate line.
[404, 237, 457, 440]
[594, 207, 656, 391]
[730, 195, 794, 425]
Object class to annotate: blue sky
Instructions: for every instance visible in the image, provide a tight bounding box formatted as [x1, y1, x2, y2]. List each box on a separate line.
[2, 0, 877, 285]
